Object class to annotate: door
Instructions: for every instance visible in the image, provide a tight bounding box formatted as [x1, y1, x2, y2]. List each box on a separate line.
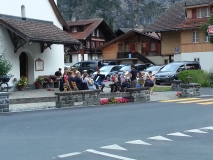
[19, 52, 28, 77]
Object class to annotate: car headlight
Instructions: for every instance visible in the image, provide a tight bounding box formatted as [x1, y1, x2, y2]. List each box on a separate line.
[168, 74, 175, 78]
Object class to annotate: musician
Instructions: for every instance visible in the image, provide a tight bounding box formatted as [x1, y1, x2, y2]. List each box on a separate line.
[93, 70, 105, 92]
[120, 71, 130, 92]
[110, 72, 121, 92]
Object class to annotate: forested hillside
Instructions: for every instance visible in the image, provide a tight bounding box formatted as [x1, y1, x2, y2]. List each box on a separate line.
[57, 0, 181, 30]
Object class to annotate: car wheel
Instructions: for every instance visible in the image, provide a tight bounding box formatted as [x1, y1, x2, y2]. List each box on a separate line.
[88, 71, 94, 77]
[156, 82, 161, 85]
[106, 75, 110, 81]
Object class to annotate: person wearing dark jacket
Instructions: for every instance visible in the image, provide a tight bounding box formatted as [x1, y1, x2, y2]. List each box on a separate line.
[74, 71, 83, 90]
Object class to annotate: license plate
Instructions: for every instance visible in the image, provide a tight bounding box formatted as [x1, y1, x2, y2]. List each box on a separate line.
[156, 78, 160, 80]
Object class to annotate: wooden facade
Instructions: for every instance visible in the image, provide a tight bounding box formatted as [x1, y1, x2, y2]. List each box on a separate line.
[161, 31, 181, 56]
[102, 31, 161, 60]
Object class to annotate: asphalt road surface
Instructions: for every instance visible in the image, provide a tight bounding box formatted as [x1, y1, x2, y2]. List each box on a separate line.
[0, 97, 213, 160]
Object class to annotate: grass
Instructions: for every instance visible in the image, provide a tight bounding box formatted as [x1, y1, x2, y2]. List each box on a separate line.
[153, 86, 172, 92]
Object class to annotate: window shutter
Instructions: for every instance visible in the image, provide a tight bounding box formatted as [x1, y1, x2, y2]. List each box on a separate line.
[192, 9, 196, 18]
[146, 42, 150, 51]
[130, 43, 135, 51]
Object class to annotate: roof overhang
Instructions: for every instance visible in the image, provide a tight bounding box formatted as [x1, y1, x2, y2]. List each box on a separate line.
[185, 4, 209, 9]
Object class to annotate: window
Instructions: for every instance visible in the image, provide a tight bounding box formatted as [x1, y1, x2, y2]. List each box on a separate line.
[97, 29, 99, 37]
[204, 34, 210, 42]
[65, 54, 72, 63]
[193, 31, 199, 43]
[150, 43, 156, 51]
[92, 31, 95, 36]
[204, 7, 210, 17]
[87, 41, 90, 48]
[73, 62, 81, 67]
[118, 44, 123, 52]
[136, 43, 141, 52]
[72, 27, 77, 32]
[82, 62, 95, 67]
[92, 41, 95, 48]
[196, 9, 202, 18]
[21, 5, 26, 19]
[194, 58, 200, 62]
[100, 42, 104, 46]
[125, 44, 130, 51]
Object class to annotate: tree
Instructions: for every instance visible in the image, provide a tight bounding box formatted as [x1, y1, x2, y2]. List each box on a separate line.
[201, 14, 213, 43]
[0, 55, 13, 76]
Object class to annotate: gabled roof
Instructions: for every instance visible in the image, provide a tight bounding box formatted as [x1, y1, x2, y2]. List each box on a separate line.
[115, 28, 132, 34]
[48, 0, 69, 30]
[66, 18, 116, 41]
[143, 1, 186, 33]
[177, 17, 208, 29]
[0, 17, 80, 45]
[99, 29, 160, 49]
[144, 0, 213, 33]
[185, 0, 212, 7]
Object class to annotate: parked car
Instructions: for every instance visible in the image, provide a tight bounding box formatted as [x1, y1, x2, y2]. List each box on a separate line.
[103, 61, 118, 66]
[155, 61, 201, 85]
[92, 65, 123, 80]
[64, 64, 70, 70]
[109, 64, 148, 76]
[144, 65, 164, 76]
[71, 60, 104, 77]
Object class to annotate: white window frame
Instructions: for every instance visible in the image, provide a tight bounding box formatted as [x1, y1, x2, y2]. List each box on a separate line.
[193, 31, 199, 43]
[204, 34, 210, 42]
[72, 27, 77, 32]
[92, 31, 95, 36]
[196, 9, 202, 18]
[87, 41, 90, 48]
[204, 7, 210, 17]
[150, 43, 156, 51]
[96, 29, 99, 37]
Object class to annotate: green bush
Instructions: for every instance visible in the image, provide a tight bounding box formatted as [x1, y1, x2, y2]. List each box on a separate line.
[178, 70, 210, 87]
[0, 55, 13, 76]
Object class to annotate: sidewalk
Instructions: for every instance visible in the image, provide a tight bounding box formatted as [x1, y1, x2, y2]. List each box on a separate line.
[8, 83, 213, 112]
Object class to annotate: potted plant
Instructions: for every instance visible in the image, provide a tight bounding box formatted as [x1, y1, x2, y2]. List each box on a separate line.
[17, 76, 28, 91]
[34, 77, 44, 89]
[0, 55, 13, 82]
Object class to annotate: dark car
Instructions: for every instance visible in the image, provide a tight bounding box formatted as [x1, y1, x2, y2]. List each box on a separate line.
[71, 60, 104, 77]
[155, 61, 201, 85]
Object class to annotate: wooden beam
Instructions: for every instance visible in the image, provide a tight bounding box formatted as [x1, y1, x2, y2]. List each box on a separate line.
[7, 29, 16, 47]
[156, 33, 161, 40]
[40, 43, 52, 53]
[14, 40, 27, 53]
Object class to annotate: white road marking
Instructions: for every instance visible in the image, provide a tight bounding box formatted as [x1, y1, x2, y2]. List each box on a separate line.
[167, 132, 192, 137]
[184, 129, 208, 134]
[147, 136, 172, 141]
[101, 144, 127, 150]
[200, 126, 213, 130]
[125, 140, 152, 145]
[86, 149, 136, 160]
[57, 152, 81, 158]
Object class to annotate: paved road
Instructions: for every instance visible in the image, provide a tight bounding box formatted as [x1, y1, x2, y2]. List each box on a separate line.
[1, 97, 213, 160]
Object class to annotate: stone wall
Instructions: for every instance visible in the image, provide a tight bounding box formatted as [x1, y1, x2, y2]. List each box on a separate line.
[171, 80, 183, 91]
[55, 87, 150, 108]
[180, 83, 201, 97]
[0, 92, 9, 112]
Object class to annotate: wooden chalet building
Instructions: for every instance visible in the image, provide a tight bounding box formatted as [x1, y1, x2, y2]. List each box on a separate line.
[65, 18, 116, 66]
[144, 0, 213, 71]
[99, 29, 167, 65]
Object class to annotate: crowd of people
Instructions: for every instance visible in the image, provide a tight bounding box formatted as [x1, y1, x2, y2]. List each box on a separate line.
[55, 64, 155, 93]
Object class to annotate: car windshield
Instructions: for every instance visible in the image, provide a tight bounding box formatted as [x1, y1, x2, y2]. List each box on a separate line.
[161, 64, 180, 72]
[145, 66, 161, 72]
[119, 66, 131, 71]
[99, 66, 113, 72]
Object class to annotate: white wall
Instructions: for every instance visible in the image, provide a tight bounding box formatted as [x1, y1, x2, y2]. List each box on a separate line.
[0, 26, 64, 86]
[0, 0, 65, 86]
[0, 0, 62, 28]
[175, 52, 213, 72]
[147, 56, 174, 65]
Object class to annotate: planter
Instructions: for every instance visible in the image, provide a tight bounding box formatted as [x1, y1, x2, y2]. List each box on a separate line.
[0, 76, 10, 83]
[35, 83, 43, 89]
[17, 85, 25, 91]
